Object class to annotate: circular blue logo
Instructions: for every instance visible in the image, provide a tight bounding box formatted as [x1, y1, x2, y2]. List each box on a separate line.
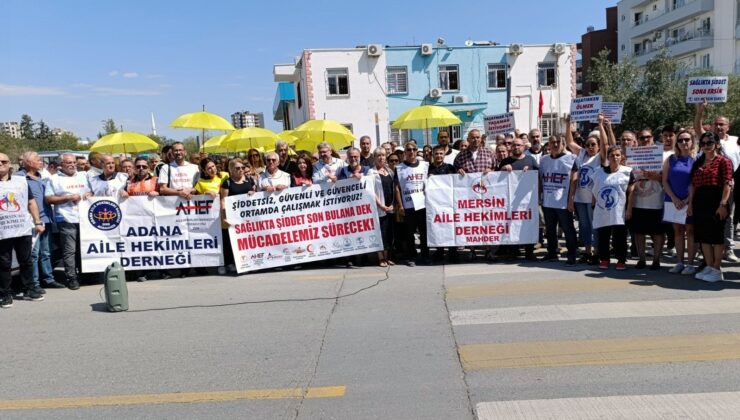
[579, 166, 593, 188]
[598, 187, 617, 210]
[88, 200, 122, 231]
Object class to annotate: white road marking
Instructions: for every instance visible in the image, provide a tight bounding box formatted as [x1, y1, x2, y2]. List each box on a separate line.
[476, 391, 740, 420]
[451, 296, 740, 326]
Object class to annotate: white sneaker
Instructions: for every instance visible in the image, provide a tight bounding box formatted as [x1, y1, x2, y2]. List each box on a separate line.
[701, 267, 724, 282]
[669, 263, 685, 274]
[723, 252, 739, 262]
[681, 265, 696, 275]
[217, 266, 226, 275]
[695, 266, 711, 281]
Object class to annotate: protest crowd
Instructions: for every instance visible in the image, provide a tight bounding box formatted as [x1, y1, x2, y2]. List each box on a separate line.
[1, 101, 739, 309]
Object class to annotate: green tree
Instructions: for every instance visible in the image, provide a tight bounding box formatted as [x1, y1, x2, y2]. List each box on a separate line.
[36, 120, 52, 140]
[20, 114, 34, 139]
[98, 118, 119, 138]
[588, 49, 694, 132]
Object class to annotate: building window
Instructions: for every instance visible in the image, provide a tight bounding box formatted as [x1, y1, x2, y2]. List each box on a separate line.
[296, 82, 302, 109]
[449, 125, 462, 140]
[700, 53, 711, 69]
[439, 65, 459, 91]
[327, 68, 349, 96]
[539, 113, 558, 137]
[487, 64, 507, 89]
[389, 124, 410, 143]
[537, 62, 557, 88]
[386, 66, 408, 94]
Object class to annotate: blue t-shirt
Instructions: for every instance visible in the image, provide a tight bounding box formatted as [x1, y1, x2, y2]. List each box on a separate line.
[15, 169, 52, 224]
[665, 154, 694, 201]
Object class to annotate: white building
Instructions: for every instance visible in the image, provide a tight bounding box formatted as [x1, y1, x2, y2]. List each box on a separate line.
[0, 121, 21, 139]
[617, 0, 740, 74]
[507, 44, 577, 137]
[274, 48, 390, 147]
[231, 111, 265, 128]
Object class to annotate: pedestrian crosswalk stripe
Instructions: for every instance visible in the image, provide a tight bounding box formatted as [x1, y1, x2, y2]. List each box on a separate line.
[476, 391, 740, 420]
[459, 333, 740, 370]
[451, 296, 740, 325]
[446, 277, 632, 299]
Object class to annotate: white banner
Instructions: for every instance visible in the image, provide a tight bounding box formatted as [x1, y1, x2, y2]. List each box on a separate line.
[484, 112, 516, 136]
[225, 178, 382, 273]
[426, 172, 539, 247]
[570, 96, 602, 122]
[590, 102, 623, 124]
[79, 195, 224, 273]
[687, 76, 728, 103]
[625, 145, 663, 172]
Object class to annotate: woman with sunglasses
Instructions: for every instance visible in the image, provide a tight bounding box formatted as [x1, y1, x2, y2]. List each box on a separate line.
[566, 114, 604, 265]
[663, 130, 697, 274]
[246, 148, 265, 176]
[689, 132, 733, 282]
[220, 158, 256, 274]
[368, 148, 396, 267]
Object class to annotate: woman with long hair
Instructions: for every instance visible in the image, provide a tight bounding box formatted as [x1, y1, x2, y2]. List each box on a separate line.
[689, 131, 733, 282]
[194, 157, 228, 197]
[290, 153, 314, 187]
[246, 148, 265, 175]
[663, 129, 697, 274]
[368, 147, 396, 266]
[220, 158, 256, 274]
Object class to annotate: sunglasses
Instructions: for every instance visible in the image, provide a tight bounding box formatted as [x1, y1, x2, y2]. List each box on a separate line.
[405, 148, 417, 152]
[677, 138, 691, 143]
[249, 154, 260, 157]
[504, 142, 513, 145]
[389, 159, 399, 163]
[0, 160, 9, 165]
[234, 166, 245, 170]
[135, 165, 148, 169]
[639, 136, 652, 140]
[265, 158, 278, 162]
[700, 141, 716, 147]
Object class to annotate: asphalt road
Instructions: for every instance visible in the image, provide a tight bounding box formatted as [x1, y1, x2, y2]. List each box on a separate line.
[3, 254, 740, 419]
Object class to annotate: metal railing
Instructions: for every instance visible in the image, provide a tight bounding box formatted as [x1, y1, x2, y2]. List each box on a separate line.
[632, 28, 712, 57]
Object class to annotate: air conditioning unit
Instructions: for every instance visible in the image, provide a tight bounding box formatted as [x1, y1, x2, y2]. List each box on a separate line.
[508, 43, 524, 55]
[552, 43, 567, 55]
[421, 43, 434, 55]
[429, 88, 443, 98]
[367, 44, 382, 57]
[453, 95, 468, 104]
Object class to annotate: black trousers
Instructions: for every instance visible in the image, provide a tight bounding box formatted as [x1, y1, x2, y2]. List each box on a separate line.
[597, 225, 628, 263]
[402, 208, 428, 260]
[0, 235, 33, 296]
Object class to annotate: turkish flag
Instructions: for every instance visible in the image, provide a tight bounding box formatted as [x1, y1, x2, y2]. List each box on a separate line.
[538, 91, 544, 118]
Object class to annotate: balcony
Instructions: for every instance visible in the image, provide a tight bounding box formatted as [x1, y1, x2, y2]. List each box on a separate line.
[630, 0, 714, 39]
[634, 29, 713, 65]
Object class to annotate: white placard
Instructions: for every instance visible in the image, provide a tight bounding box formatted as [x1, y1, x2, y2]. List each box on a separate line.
[79, 196, 224, 273]
[570, 96, 603, 122]
[625, 145, 663, 172]
[687, 76, 728, 103]
[484, 112, 516, 136]
[590, 102, 623, 124]
[663, 203, 688, 224]
[426, 171, 539, 247]
[225, 178, 382, 273]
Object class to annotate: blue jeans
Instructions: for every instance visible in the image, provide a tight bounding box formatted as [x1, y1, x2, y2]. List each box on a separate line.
[31, 224, 55, 286]
[574, 202, 598, 247]
[543, 207, 578, 260]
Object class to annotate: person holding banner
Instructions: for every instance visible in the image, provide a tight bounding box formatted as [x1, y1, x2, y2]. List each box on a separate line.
[126, 157, 159, 197]
[290, 153, 314, 187]
[337, 148, 369, 180]
[540, 135, 578, 265]
[0, 153, 47, 307]
[694, 100, 740, 263]
[259, 152, 291, 193]
[276, 141, 297, 175]
[89, 155, 128, 198]
[313, 142, 346, 184]
[44, 153, 92, 290]
[158, 142, 199, 200]
[427, 145, 460, 263]
[436, 131, 458, 165]
[567, 116, 603, 265]
[663, 130, 697, 275]
[220, 158, 256, 274]
[367, 148, 396, 267]
[395, 141, 430, 266]
[689, 132, 733, 282]
[194, 158, 228, 197]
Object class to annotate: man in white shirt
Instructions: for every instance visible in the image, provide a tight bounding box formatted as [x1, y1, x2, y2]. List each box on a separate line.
[437, 131, 458, 165]
[44, 153, 92, 290]
[695, 101, 740, 262]
[89, 155, 128, 197]
[259, 152, 291, 192]
[158, 141, 199, 199]
[312, 142, 346, 184]
[525, 129, 544, 165]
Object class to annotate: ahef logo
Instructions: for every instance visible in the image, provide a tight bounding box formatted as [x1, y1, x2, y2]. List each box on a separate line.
[176, 199, 213, 216]
[472, 181, 488, 194]
[0, 192, 21, 212]
[597, 187, 617, 210]
[88, 200, 121, 231]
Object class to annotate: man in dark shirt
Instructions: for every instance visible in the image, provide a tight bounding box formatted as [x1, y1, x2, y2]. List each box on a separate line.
[276, 140, 297, 175]
[359, 136, 375, 168]
[428, 145, 458, 263]
[498, 137, 539, 261]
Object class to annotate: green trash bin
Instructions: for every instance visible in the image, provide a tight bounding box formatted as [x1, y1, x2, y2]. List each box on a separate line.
[104, 261, 128, 312]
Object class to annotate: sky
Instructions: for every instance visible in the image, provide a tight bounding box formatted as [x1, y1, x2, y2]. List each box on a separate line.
[0, 0, 616, 141]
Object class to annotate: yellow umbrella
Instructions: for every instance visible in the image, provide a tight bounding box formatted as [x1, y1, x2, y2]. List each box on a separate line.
[223, 127, 279, 152]
[277, 130, 298, 144]
[292, 119, 355, 152]
[391, 105, 462, 144]
[91, 132, 159, 155]
[202, 134, 229, 153]
[170, 111, 235, 131]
